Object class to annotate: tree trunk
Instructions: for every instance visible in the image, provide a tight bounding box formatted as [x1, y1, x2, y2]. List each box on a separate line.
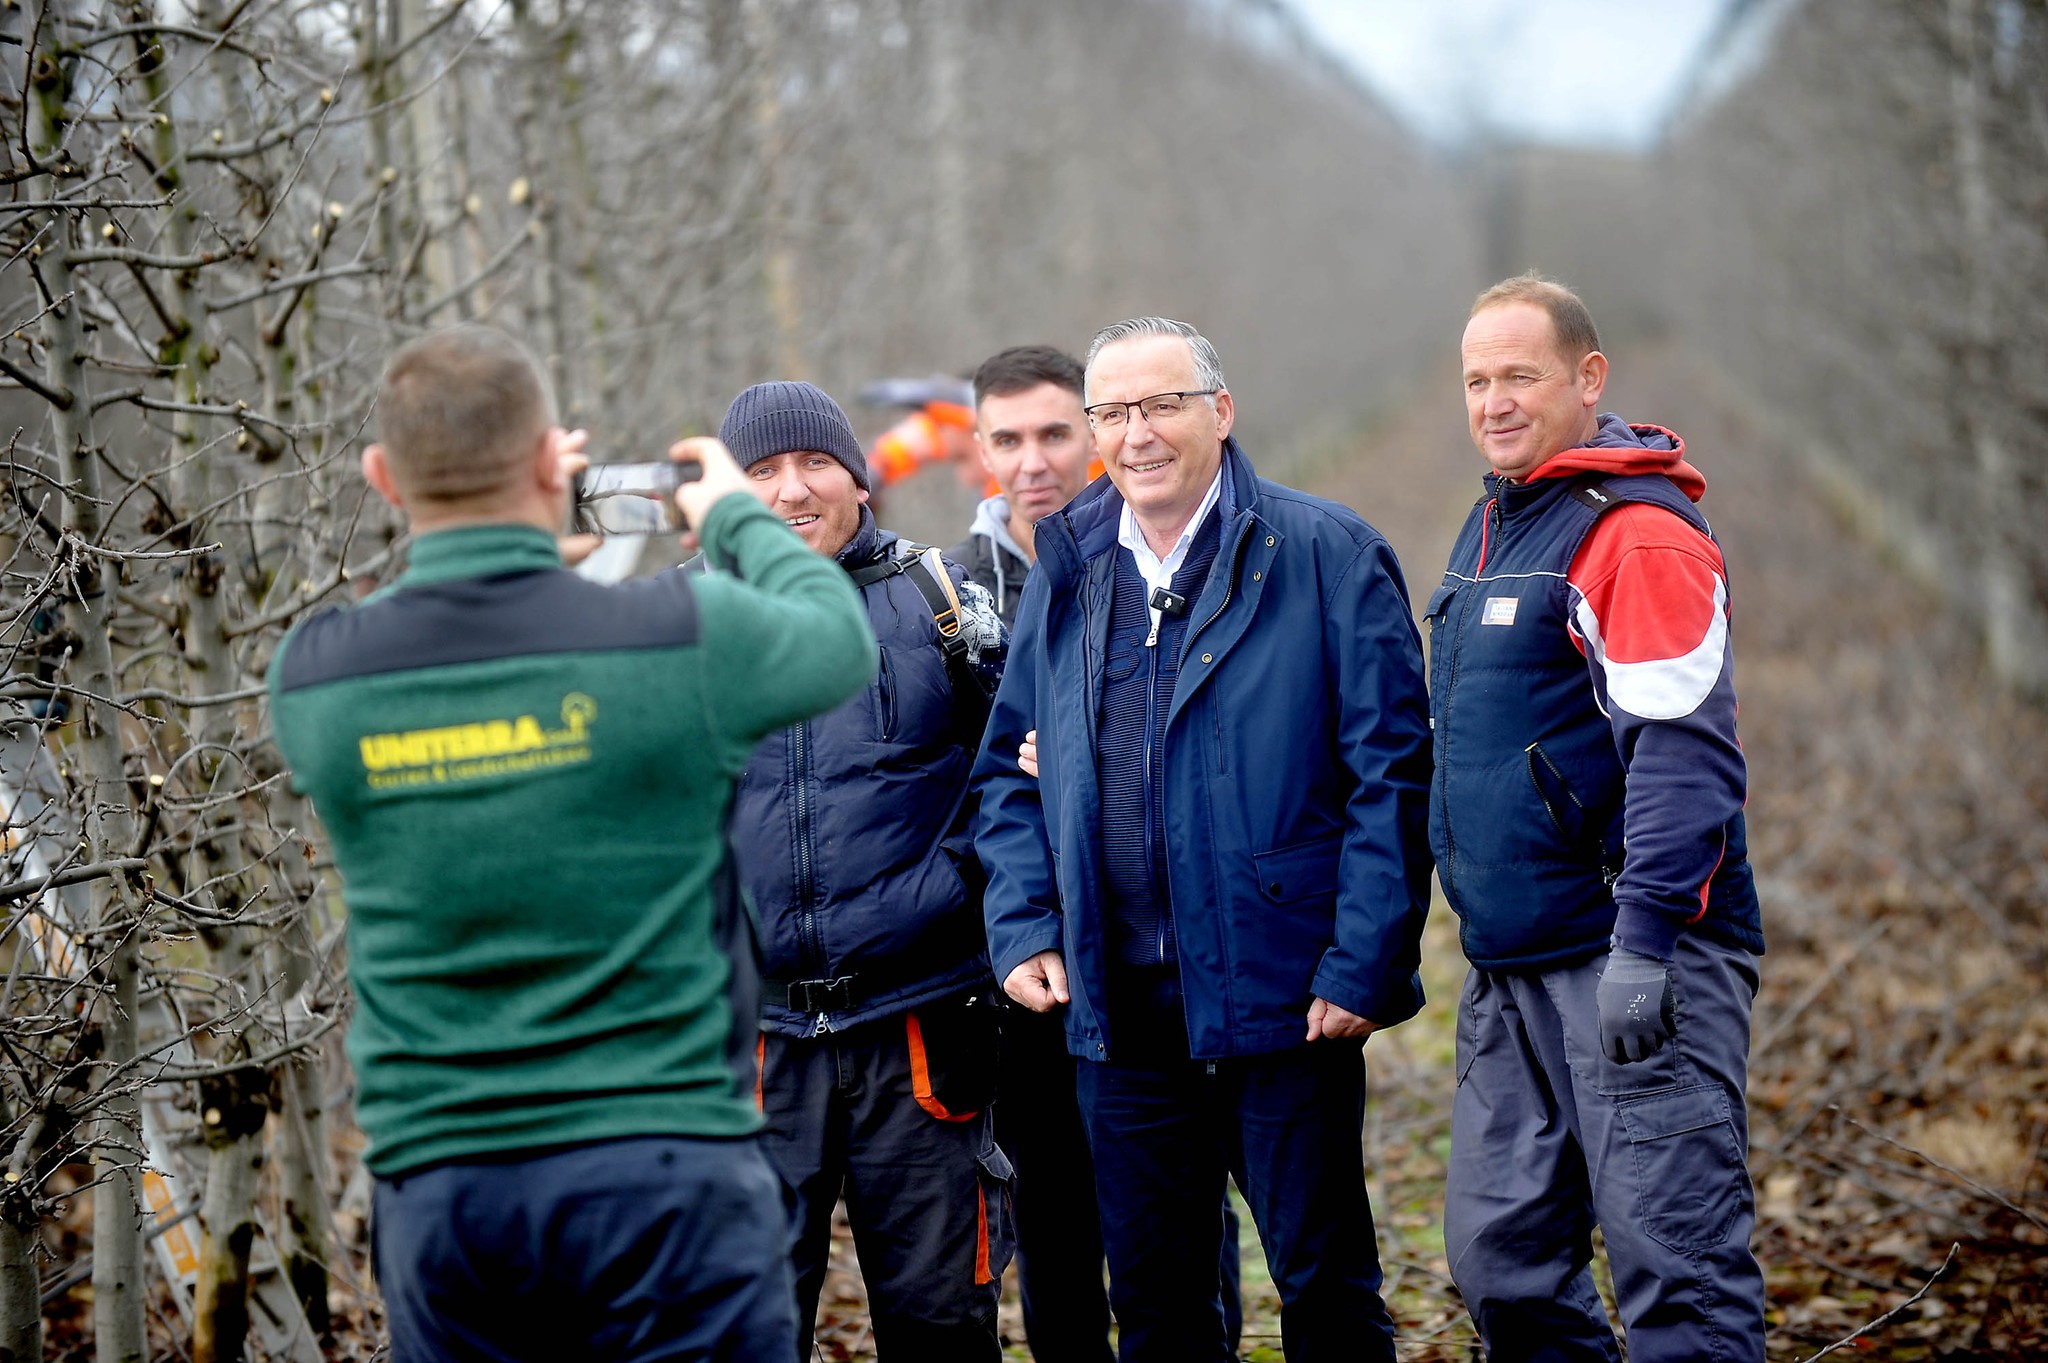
[399, 0, 461, 308]
[190, 1070, 272, 1363]
[0, 1088, 37, 1363]
[361, 0, 409, 318]
[512, 0, 576, 412]
[138, 12, 269, 1352]
[926, 0, 972, 351]
[1949, 0, 2048, 697]
[28, 23, 150, 1362]
[270, 863, 332, 1332]
[0, 1210, 34, 1363]
[274, 1055, 331, 1333]
[747, 0, 805, 379]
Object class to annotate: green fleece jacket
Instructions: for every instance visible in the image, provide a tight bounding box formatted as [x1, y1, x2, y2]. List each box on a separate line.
[269, 494, 875, 1175]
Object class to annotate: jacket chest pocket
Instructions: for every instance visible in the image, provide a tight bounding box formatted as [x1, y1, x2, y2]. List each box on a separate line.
[1466, 580, 1565, 661]
[873, 644, 954, 750]
[1423, 583, 1460, 692]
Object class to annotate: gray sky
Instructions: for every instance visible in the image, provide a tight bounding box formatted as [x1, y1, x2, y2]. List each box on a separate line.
[1285, 0, 1735, 151]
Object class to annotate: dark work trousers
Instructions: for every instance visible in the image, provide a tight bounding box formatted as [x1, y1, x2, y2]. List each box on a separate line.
[757, 1011, 1015, 1362]
[371, 1135, 797, 1363]
[997, 1005, 1245, 1362]
[1076, 967, 1396, 1363]
[1444, 935, 1766, 1363]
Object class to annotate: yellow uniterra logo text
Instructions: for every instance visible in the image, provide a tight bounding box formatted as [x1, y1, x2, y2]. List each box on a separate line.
[360, 693, 597, 790]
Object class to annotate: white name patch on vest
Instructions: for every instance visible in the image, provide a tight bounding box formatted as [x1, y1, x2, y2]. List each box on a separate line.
[1482, 597, 1520, 626]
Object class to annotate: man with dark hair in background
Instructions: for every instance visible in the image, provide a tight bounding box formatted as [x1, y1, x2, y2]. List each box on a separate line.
[975, 317, 1432, 1363]
[717, 380, 1015, 1360]
[949, 345, 1098, 626]
[269, 325, 877, 1361]
[1433, 274, 1766, 1361]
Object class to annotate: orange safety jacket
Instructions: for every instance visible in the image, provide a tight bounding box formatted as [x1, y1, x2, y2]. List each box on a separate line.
[871, 400, 1106, 493]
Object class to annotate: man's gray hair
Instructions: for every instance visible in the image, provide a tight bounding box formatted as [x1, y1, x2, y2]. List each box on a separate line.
[1085, 317, 1227, 393]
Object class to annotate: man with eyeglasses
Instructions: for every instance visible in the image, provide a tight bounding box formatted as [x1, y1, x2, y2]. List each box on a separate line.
[951, 344, 1244, 1363]
[974, 317, 1433, 1362]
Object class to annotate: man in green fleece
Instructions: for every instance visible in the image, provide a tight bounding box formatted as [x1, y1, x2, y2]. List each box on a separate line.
[268, 325, 876, 1362]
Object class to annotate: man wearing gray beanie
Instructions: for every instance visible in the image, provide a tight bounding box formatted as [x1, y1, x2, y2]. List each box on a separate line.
[720, 379, 872, 490]
[717, 379, 1014, 1359]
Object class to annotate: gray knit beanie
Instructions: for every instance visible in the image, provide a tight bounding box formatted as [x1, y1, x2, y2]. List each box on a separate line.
[718, 381, 871, 491]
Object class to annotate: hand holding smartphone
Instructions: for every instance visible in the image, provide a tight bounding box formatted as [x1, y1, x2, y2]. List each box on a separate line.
[669, 437, 753, 540]
[572, 456, 705, 535]
[568, 436, 751, 571]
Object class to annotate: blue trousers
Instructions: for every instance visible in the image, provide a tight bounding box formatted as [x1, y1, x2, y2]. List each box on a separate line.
[1444, 936, 1766, 1363]
[1077, 968, 1396, 1363]
[372, 1135, 797, 1363]
[997, 1005, 1244, 1363]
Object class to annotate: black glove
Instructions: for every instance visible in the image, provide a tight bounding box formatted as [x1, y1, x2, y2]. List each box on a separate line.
[1596, 948, 1677, 1064]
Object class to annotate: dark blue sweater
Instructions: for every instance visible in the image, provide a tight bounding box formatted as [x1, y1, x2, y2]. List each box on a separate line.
[1095, 511, 1223, 967]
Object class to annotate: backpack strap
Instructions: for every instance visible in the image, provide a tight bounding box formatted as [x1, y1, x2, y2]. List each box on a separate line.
[847, 545, 996, 730]
[847, 545, 969, 661]
[903, 546, 968, 660]
[845, 555, 908, 589]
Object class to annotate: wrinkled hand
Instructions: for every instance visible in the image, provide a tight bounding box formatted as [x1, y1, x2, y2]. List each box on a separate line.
[1018, 729, 1039, 778]
[671, 436, 752, 551]
[1597, 948, 1677, 1064]
[1004, 949, 1069, 1013]
[1306, 997, 1379, 1042]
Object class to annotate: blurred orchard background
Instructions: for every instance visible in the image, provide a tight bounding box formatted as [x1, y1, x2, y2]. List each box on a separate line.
[0, 0, 2042, 1358]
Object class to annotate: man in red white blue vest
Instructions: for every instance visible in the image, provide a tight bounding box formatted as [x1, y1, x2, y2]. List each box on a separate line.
[1431, 274, 1766, 1362]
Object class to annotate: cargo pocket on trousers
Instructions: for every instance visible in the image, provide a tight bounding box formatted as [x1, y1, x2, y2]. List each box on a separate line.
[973, 1134, 1017, 1287]
[906, 998, 1002, 1121]
[1619, 1084, 1747, 1254]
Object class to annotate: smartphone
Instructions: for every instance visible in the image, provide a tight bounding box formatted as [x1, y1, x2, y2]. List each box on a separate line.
[572, 459, 702, 535]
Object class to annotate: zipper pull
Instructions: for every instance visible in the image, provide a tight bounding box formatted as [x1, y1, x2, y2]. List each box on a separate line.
[813, 1012, 833, 1037]
[1145, 617, 1160, 648]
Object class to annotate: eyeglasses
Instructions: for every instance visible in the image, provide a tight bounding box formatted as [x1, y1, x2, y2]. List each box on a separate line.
[1083, 390, 1218, 430]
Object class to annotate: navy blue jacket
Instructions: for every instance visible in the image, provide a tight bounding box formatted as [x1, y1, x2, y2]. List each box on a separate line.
[974, 440, 1435, 1062]
[733, 510, 998, 1035]
[1425, 419, 1763, 971]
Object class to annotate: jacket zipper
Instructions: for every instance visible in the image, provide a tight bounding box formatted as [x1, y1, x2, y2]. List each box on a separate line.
[1182, 516, 1253, 654]
[1525, 741, 1582, 839]
[791, 720, 829, 1034]
[1525, 741, 1621, 887]
[1144, 640, 1167, 963]
[1444, 496, 1499, 899]
[1154, 516, 1251, 1004]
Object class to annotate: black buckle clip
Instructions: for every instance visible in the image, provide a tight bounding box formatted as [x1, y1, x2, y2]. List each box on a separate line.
[789, 976, 856, 1013]
[1150, 587, 1188, 617]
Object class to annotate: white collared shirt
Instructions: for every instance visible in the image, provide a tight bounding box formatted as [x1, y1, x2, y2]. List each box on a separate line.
[1118, 469, 1224, 647]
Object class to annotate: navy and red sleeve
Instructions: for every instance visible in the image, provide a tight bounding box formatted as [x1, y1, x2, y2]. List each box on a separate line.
[1566, 503, 1747, 961]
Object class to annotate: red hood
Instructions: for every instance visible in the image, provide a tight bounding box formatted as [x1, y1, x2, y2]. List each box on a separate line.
[1526, 424, 1706, 503]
